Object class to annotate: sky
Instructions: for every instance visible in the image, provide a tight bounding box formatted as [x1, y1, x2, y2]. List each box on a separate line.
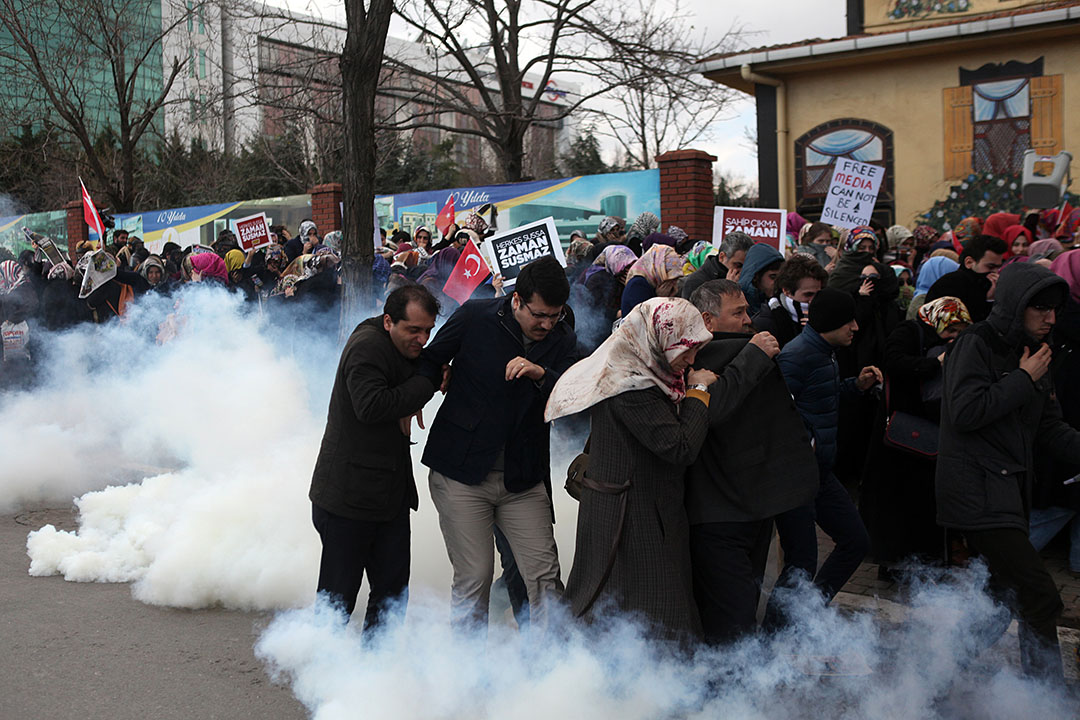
[288, 0, 848, 185]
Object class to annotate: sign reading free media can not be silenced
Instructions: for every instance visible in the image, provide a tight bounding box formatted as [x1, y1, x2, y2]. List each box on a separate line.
[820, 158, 885, 229]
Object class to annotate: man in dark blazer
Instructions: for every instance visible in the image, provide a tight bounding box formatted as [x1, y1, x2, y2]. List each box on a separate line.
[417, 256, 577, 632]
[687, 279, 819, 644]
[308, 285, 439, 629]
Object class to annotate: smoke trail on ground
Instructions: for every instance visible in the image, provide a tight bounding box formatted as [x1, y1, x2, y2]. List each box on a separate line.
[255, 567, 1076, 720]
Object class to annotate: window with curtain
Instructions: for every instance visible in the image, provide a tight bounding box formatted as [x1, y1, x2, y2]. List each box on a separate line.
[794, 119, 894, 224]
[971, 77, 1030, 174]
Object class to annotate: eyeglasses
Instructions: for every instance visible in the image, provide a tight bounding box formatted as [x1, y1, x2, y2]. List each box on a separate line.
[523, 300, 566, 323]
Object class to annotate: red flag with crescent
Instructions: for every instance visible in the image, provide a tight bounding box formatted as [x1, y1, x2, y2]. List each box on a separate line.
[443, 238, 490, 305]
[434, 194, 456, 236]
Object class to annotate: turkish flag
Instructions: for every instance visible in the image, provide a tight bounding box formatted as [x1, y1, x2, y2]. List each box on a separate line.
[434, 194, 456, 236]
[80, 178, 105, 241]
[443, 238, 490, 305]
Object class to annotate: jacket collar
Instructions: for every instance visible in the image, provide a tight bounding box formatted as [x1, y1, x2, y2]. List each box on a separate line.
[800, 325, 834, 354]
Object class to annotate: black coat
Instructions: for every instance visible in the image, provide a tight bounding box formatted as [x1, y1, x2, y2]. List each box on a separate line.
[418, 296, 577, 492]
[681, 254, 726, 300]
[687, 333, 818, 524]
[309, 317, 435, 521]
[751, 302, 802, 349]
[936, 263, 1080, 531]
[927, 267, 992, 322]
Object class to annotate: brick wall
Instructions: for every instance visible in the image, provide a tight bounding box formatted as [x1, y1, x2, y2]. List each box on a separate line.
[656, 149, 716, 244]
[309, 183, 343, 234]
[64, 200, 88, 263]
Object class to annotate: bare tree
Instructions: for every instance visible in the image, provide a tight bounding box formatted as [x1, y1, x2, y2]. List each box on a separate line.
[589, 1, 740, 170]
[382, 0, 736, 182]
[0, 0, 201, 210]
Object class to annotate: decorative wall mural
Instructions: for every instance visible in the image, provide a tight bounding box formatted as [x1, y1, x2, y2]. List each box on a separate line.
[890, 0, 971, 20]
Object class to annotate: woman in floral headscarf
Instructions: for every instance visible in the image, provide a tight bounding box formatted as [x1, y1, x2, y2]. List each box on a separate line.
[950, 216, 983, 252]
[1055, 208, 1080, 247]
[861, 295, 972, 575]
[546, 297, 717, 640]
[620, 244, 684, 316]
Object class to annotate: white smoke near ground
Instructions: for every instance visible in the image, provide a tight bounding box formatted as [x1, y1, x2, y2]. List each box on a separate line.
[255, 566, 1077, 720]
[10, 284, 1079, 714]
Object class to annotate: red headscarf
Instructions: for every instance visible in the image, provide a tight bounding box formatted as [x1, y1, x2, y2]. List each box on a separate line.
[982, 213, 1020, 240]
[1002, 225, 1033, 259]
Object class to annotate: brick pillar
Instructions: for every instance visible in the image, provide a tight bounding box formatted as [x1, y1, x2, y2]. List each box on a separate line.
[656, 149, 716, 244]
[309, 183, 343, 234]
[64, 199, 88, 264]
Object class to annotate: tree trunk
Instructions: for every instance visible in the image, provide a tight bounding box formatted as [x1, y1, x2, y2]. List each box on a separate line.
[339, 0, 394, 338]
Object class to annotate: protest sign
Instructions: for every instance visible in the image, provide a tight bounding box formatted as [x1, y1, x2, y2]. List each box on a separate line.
[23, 228, 65, 267]
[820, 159, 885, 229]
[713, 207, 787, 251]
[234, 212, 273, 252]
[486, 217, 564, 288]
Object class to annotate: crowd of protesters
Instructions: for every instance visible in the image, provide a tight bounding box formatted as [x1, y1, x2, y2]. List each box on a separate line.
[4, 199, 1079, 680]
[308, 203, 1080, 683]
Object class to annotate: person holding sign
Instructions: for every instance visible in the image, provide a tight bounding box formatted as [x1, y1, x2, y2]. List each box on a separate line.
[417, 256, 577, 634]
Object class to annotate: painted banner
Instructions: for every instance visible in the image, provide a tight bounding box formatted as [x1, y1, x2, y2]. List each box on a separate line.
[486, 217, 564, 288]
[376, 169, 660, 247]
[235, 212, 272, 252]
[713, 207, 787, 251]
[820, 158, 885, 229]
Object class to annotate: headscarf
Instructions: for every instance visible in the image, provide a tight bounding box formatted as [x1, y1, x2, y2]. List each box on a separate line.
[413, 226, 433, 258]
[224, 249, 246, 273]
[597, 216, 622, 236]
[372, 254, 391, 286]
[642, 232, 676, 252]
[667, 226, 689, 247]
[843, 225, 879, 255]
[686, 241, 716, 270]
[566, 238, 593, 266]
[1003, 225, 1033, 255]
[626, 245, 684, 288]
[912, 224, 939, 250]
[418, 247, 461, 287]
[298, 220, 318, 240]
[626, 212, 660, 242]
[915, 255, 959, 297]
[1056, 208, 1080, 243]
[322, 231, 342, 253]
[885, 225, 913, 249]
[138, 255, 165, 285]
[1029, 238, 1064, 261]
[188, 252, 229, 283]
[952, 217, 982, 249]
[264, 244, 286, 268]
[787, 212, 808, 237]
[928, 248, 959, 262]
[462, 212, 489, 236]
[1051, 249, 1080, 302]
[393, 250, 420, 268]
[917, 296, 972, 336]
[544, 297, 713, 421]
[982, 213, 1021, 240]
[47, 262, 75, 281]
[0, 259, 26, 294]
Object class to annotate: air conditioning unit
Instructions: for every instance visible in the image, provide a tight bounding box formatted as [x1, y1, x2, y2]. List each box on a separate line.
[1022, 150, 1072, 209]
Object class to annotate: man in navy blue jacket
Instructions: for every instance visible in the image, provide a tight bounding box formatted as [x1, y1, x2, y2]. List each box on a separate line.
[765, 287, 880, 627]
[417, 256, 577, 632]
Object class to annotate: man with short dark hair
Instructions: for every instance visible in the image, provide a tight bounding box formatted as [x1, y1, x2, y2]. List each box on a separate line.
[105, 229, 128, 259]
[753, 254, 828, 348]
[418, 255, 578, 632]
[927, 234, 1007, 321]
[682, 231, 754, 299]
[308, 285, 440, 629]
[765, 288, 880, 627]
[938, 262, 1080, 680]
[687, 280, 818, 643]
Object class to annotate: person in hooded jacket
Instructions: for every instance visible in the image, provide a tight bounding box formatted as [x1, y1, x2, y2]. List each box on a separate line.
[936, 261, 1080, 680]
[828, 225, 880, 293]
[737, 242, 783, 317]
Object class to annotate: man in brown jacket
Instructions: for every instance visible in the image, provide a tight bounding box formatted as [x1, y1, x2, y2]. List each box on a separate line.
[309, 285, 438, 629]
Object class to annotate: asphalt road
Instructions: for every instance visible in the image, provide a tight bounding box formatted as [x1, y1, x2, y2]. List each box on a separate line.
[1, 506, 306, 720]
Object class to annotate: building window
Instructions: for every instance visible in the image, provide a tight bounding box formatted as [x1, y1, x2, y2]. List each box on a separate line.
[794, 119, 894, 224]
[187, 1, 193, 33]
[199, 49, 206, 79]
[198, 7, 205, 35]
[188, 47, 195, 78]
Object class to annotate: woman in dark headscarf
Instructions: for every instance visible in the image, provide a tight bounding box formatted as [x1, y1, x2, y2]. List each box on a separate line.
[573, 245, 637, 353]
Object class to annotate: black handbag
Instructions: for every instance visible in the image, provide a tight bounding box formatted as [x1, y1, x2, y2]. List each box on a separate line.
[564, 435, 591, 500]
[882, 376, 939, 457]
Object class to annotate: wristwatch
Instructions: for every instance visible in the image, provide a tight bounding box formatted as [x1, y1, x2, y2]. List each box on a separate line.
[689, 383, 709, 393]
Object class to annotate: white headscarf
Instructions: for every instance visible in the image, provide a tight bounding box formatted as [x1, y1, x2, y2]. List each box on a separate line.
[545, 297, 712, 421]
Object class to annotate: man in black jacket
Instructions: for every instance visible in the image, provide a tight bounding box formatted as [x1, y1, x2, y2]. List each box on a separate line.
[681, 231, 754, 299]
[926, 234, 1006, 321]
[308, 285, 439, 629]
[418, 256, 577, 632]
[937, 261, 1080, 679]
[687, 280, 819, 643]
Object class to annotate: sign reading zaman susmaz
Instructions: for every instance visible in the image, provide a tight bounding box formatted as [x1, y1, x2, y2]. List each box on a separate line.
[485, 217, 566, 288]
[820, 158, 885, 229]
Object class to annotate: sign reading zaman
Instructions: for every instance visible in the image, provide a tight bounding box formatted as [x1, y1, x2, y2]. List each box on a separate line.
[713, 207, 787, 251]
[820, 158, 885, 229]
[234, 212, 272, 252]
[486, 217, 565, 288]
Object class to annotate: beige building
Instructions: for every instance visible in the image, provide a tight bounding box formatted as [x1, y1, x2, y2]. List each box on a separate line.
[698, 0, 1078, 229]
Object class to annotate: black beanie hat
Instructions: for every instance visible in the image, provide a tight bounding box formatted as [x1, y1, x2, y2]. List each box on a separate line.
[809, 287, 856, 333]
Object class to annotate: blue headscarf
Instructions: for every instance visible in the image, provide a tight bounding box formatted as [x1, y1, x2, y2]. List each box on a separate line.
[915, 256, 959, 297]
